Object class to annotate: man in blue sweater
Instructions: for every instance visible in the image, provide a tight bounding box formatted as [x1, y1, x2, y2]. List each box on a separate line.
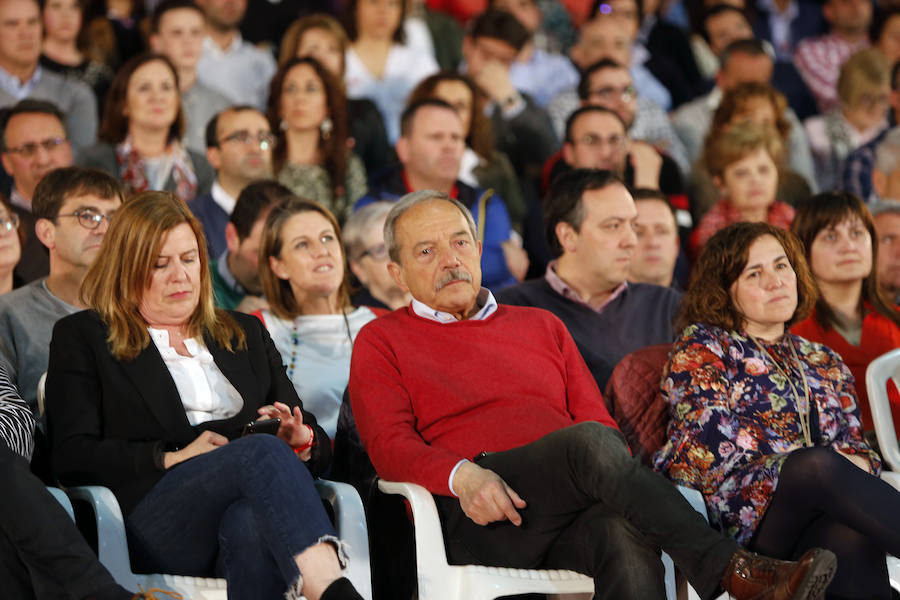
[497, 168, 681, 389]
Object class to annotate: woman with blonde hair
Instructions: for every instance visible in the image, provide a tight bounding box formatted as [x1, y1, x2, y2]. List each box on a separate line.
[690, 121, 794, 257]
[255, 198, 383, 438]
[805, 48, 891, 191]
[279, 14, 391, 175]
[46, 191, 364, 600]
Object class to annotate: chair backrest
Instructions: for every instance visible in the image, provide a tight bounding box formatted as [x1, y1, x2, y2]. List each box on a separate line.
[866, 348, 900, 471]
[604, 344, 672, 466]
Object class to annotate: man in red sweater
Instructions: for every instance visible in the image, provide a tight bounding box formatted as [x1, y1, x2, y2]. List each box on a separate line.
[348, 190, 836, 600]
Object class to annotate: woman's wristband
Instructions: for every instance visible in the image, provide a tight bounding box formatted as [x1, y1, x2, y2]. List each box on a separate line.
[293, 424, 316, 455]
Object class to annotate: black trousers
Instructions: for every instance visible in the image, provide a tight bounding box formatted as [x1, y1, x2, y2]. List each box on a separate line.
[0, 443, 126, 600]
[434, 423, 738, 600]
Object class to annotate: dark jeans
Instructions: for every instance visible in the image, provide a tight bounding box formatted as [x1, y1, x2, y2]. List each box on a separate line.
[0, 443, 127, 600]
[434, 422, 738, 600]
[750, 446, 900, 600]
[125, 434, 337, 600]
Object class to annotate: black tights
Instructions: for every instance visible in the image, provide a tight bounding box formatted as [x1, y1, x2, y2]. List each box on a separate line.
[749, 447, 900, 599]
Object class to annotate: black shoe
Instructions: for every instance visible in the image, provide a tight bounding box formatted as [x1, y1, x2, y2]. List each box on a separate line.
[321, 577, 364, 600]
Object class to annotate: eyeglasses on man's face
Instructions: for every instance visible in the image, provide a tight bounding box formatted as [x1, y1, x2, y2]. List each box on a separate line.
[588, 85, 637, 104]
[3, 137, 69, 158]
[57, 207, 116, 230]
[219, 130, 277, 151]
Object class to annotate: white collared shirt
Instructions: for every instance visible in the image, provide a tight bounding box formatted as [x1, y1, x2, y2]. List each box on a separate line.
[197, 34, 277, 109]
[210, 180, 236, 216]
[410, 288, 498, 323]
[148, 328, 244, 426]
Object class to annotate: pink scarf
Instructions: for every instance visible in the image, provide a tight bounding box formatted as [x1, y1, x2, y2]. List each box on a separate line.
[116, 136, 198, 202]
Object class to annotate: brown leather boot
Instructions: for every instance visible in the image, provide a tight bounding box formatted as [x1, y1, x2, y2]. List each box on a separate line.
[720, 547, 837, 600]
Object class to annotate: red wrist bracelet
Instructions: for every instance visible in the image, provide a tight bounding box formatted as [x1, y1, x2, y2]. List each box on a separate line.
[293, 424, 315, 454]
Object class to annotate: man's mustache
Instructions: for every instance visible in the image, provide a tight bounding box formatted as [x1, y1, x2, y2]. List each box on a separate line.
[435, 268, 472, 291]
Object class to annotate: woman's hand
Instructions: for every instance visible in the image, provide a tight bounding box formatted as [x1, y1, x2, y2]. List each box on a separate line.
[258, 402, 314, 459]
[163, 430, 228, 469]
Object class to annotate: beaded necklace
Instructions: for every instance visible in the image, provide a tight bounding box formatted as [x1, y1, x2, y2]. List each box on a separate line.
[749, 334, 813, 447]
[286, 308, 354, 379]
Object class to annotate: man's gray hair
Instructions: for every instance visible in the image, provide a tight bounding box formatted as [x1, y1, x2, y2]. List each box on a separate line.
[870, 199, 900, 218]
[875, 128, 900, 176]
[343, 201, 395, 262]
[384, 190, 478, 263]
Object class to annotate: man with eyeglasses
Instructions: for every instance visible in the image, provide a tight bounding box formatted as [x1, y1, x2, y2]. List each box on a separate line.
[548, 58, 689, 175]
[191, 105, 273, 259]
[0, 99, 73, 283]
[150, 0, 231, 154]
[0, 166, 122, 420]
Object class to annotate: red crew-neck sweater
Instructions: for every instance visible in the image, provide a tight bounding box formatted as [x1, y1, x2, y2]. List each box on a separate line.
[348, 304, 618, 496]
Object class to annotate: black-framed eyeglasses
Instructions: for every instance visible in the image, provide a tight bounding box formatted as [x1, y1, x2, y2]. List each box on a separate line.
[575, 133, 627, 150]
[360, 243, 388, 261]
[57, 208, 116, 230]
[0, 213, 19, 233]
[4, 137, 68, 157]
[219, 130, 276, 151]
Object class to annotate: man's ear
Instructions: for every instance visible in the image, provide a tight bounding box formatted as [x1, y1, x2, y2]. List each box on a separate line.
[206, 146, 222, 171]
[149, 34, 162, 52]
[34, 218, 55, 250]
[874, 169, 887, 198]
[387, 261, 409, 293]
[555, 220, 577, 254]
[562, 141, 575, 166]
[0, 153, 12, 177]
[224, 222, 240, 254]
[395, 137, 409, 164]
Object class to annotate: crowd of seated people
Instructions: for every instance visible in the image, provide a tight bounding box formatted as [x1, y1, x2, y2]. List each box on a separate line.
[7, 0, 900, 598]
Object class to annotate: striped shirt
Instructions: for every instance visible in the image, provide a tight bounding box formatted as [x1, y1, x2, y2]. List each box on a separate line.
[0, 361, 35, 460]
[794, 33, 869, 114]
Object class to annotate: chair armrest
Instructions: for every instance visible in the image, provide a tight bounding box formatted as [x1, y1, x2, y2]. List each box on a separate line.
[866, 350, 900, 471]
[47, 486, 74, 520]
[316, 479, 372, 600]
[377, 480, 452, 569]
[65, 485, 139, 590]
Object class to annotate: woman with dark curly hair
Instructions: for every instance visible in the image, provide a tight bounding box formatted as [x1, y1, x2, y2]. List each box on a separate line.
[654, 220, 900, 599]
[267, 57, 367, 222]
[790, 192, 900, 433]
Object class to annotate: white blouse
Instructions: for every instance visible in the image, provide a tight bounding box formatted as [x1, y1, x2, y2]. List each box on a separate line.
[149, 328, 244, 426]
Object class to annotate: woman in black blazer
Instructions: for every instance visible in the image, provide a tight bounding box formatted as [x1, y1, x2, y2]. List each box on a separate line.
[45, 192, 363, 600]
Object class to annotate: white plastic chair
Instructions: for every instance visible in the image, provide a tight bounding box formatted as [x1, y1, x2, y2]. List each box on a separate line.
[67, 480, 372, 599]
[377, 479, 707, 600]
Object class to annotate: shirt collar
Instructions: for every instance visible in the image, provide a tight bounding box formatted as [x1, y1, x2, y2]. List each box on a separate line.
[0, 64, 41, 100]
[544, 259, 627, 312]
[402, 169, 458, 199]
[410, 287, 497, 323]
[203, 34, 242, 58]
[9, 187, 30, 212]
[211, 180, 237, 215]
[216, 250, 245, 295]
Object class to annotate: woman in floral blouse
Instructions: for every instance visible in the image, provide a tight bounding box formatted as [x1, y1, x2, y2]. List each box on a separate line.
[654, 221, 900, 598]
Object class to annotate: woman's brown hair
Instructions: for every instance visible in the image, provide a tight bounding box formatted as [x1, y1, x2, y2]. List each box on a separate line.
[267, 57, 349, 202]
[98, 52, 185, 145]
[80, 191, 245, 360]
[340, 0, 406, 44]
[258, 197, 352, 320]
[279, 14, 350, 74]
[703, 121, 784, 179]
[676, 221, 817, 333]
[790, 191, 900, 331]
[406, 70, 496, 160]
[709, 81, 791, 142]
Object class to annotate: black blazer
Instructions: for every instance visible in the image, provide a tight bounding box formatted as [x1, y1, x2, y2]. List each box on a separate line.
[46, 310, 331, 515]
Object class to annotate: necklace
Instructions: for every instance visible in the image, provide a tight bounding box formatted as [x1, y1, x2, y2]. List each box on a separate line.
[748, 334, 814, 447]
[286, 308, 355, 380]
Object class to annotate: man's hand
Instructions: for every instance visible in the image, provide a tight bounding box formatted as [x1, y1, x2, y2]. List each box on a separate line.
[471, 61, 517, 105]
[629, 140, 663, 190]
[452, 461, 527, 526]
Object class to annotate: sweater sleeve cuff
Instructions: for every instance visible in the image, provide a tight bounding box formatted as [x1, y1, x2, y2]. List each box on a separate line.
[448, 459, 468, 497]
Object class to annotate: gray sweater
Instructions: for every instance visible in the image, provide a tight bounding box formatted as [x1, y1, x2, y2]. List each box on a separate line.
[0, 68, 98, 151]
[0, 280, 78, 418]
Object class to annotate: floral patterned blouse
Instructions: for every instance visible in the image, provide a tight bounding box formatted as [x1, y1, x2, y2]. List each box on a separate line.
[652, 323, 881, 545]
